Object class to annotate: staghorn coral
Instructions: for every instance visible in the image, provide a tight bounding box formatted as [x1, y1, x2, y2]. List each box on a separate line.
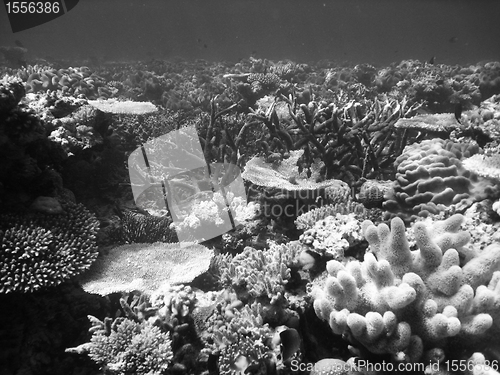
[0, 200, 99, 293]
[68, 315, 173, 375]
[383, 139, 495, 220]
[78, 242, 214, 295]
[311, 214, 500, 362]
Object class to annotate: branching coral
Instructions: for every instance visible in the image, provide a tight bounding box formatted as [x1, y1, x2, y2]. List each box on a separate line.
[202, 298, 276, 375]
[311, 214, 500, 362]
[0, 200, 99, 293]
[79, 242, 214, 295]
[68, 315, 173, 375]
[218, 242, 301, 301]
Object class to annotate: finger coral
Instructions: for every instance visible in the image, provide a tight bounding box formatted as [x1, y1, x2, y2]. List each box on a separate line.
[0, 200, 99, 293]
[311, 214, 500, 362]
[79, 242, 214, 295]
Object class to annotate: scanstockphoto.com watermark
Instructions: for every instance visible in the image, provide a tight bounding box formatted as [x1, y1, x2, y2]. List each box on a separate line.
[127, 126, 360, 244]
[291, 359, 500, 374]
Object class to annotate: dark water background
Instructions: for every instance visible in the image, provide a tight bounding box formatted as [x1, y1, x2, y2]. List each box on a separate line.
[1, 0, 500, 66]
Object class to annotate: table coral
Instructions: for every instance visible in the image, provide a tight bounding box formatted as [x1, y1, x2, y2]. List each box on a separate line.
[462, 154, 500, 182]
[0, 200, 99, 293]
[394, 113, 459, 134]
[383, 138, 495, 220]
[311, 214, 500, 362]
[78, 242, 214, 295]
[87, 99, 157, 114]
[242, 149, 351, 202]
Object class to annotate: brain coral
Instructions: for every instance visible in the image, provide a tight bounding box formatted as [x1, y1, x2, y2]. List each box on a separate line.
[383, 139, 494, 220]
[311, 214, 500, 362]
[0, 200, 99, 293]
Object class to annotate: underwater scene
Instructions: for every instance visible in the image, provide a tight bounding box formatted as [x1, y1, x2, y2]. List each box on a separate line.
[1, 0, 500, 374]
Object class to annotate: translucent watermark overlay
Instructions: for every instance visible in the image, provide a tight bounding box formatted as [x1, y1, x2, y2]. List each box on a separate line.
[128, 126, 249, 245]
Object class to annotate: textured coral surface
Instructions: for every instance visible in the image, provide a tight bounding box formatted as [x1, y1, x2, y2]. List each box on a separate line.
[312, 214, 500, 362]
[0, 200, 99, 293]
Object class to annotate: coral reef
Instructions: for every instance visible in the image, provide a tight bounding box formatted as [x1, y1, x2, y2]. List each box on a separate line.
[311, 214, 500, 362]
[0, 200, 99, 293]
[3, 55, 500, 375]
[79, 242, 214, 295]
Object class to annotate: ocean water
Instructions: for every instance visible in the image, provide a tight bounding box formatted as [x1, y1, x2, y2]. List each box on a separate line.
[1, 0, 500, 65]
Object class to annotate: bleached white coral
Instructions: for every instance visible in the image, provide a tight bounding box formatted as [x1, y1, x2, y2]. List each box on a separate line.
[299, 213, 363, 259]
[172, 191, 259, 232]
